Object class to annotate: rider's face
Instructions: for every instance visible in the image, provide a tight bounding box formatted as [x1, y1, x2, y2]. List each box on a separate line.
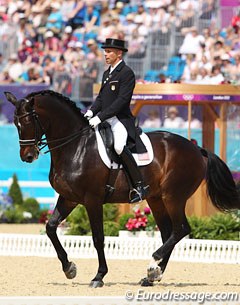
[104, 48, 122, 66]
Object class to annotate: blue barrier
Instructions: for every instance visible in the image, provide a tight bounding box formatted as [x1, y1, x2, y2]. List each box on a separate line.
[0, 125, 239, 206]
[0, 125, 53, 207]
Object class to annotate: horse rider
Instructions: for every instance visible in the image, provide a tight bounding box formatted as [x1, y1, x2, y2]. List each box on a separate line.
[84, 38, 149, 203]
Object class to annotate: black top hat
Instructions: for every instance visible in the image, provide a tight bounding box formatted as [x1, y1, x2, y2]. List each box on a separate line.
[101, 38, 128, 52]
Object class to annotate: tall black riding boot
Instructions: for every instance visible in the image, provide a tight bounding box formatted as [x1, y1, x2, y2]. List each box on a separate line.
[119, 146, 149, 203]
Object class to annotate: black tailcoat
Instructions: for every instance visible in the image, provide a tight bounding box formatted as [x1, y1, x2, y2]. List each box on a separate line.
[90, 61, 146, 153]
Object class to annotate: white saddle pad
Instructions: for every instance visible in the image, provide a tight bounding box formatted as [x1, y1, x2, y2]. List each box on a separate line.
[95, 128, 154, 169]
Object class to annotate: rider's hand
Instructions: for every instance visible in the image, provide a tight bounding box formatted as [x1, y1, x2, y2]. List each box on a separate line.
[84, 110, 93, 120]
[89, 116, 101, 128]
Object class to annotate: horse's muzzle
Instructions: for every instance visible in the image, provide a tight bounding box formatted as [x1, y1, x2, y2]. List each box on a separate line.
[21, 147, 39, 163]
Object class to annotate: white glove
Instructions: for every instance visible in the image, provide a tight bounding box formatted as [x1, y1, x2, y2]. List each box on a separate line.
[84, 110, 93, 120]
[89, 116, 101, 128]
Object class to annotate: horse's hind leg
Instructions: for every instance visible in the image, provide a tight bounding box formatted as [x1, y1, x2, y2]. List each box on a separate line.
[141, 197, 173, 286]
[144, 197, 190, 286]
[46, 195, 77, 279]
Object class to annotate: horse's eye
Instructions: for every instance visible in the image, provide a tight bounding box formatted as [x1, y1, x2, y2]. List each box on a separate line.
[22, 116, 32, 124]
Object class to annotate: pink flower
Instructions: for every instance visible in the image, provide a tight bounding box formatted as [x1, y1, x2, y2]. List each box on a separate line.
[134, 209, 142, 218]
[125, 207, 153, 232]
[125, 215, 148, 231]
[48, 209, 53, 215]
[125, 218, 136, 231]
[144, 207, 151, 215]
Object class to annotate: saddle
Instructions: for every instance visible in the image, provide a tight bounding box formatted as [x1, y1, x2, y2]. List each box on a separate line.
[97, 121, 153, 201]
[98, 121, 121, 164]
[98, 121, 121, 201]
[98, 120, 145, 164]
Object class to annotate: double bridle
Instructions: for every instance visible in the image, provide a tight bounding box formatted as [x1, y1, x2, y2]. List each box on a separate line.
[15, 108, 44, 147]
[14, 102, 91, 154]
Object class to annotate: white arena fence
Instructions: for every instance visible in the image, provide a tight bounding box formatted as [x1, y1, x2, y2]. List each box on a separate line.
[0, 234, 239, 264]
[0, 296, 239, 305]
[0, 297, 147, 305]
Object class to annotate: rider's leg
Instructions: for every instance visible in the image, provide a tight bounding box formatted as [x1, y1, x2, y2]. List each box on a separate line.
[108, 117, 149, 203]
[108, 117, 128, 155]
[119, 146, 149, 203]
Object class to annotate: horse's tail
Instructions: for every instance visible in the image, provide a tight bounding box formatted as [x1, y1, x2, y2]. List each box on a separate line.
[200, 148, 240, 212]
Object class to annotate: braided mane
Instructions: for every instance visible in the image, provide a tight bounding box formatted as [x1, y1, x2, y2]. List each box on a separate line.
[26, 90, 87, 120]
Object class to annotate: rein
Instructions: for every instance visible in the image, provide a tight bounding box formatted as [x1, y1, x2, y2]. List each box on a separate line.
[39, 126, 90, 154]
[15, 106, 91, 154]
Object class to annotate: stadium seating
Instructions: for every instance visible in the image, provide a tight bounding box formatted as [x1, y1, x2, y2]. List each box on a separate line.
[144, 56, 186, 82]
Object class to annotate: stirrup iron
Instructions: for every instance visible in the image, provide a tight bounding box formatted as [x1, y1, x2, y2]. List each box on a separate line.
[129, 188, 143, 202]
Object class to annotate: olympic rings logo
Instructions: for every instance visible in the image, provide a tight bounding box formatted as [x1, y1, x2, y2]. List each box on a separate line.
[183, 94, 194, 101]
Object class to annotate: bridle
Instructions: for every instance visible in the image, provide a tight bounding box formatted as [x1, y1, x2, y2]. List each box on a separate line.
[14, 99, 91, 154]
[14, 105, 44, 148]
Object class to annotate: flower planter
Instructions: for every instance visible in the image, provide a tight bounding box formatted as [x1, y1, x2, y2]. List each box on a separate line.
[119, 230, 160, 238]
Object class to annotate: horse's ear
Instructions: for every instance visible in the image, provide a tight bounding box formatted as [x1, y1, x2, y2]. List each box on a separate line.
[4, 92, 18, 106]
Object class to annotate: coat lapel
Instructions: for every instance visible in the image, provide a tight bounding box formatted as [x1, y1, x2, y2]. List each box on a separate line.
[100, 61, 125, 90]
[111, 61, 125, 77]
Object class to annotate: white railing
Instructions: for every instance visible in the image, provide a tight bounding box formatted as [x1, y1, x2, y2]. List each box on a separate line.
[0, 297, 144, 305]
[3, 296, 239, 305]
[0, 234, 239, 264]
[0, 179, 56, 206]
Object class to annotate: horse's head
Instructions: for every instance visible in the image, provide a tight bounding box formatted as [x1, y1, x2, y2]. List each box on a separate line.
[4, 92, 44, 163]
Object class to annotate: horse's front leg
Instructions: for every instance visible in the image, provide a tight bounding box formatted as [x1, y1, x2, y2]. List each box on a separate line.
[86, 202, 108, 288]
[46, 195, 77, 279]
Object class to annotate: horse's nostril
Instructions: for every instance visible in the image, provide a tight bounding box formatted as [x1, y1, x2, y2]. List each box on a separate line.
[26, 154, 34, 162]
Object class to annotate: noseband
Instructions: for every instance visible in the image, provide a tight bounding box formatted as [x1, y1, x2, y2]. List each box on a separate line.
[14, 98, 91, 154]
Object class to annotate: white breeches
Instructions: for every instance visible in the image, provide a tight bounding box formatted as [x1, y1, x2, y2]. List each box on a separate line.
[106, 116, 127, 155]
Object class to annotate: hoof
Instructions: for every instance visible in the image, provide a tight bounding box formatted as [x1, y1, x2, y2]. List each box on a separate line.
[140, 277, 154, 287]
[89, 280, 104, 288]
[64, 262, 77, 279]
[147, 266, 163, 283]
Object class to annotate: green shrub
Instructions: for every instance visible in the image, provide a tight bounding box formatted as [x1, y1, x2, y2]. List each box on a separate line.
[103, 220, 119, 236]
[8, 174, 23, 205]
[103, 203, 118, 222]
[67, 205, 90, 235]
[188, 216, 211, 239]
[22, 198, 41, 221]
[188, 213, 240, 240]
[4, 205, 25, 223]
[67, 203, 119, 236]
[146, 213, 157, 232]
[233, 209, 240, 220]
[207, 213, 240, 240]
[67, 204, 239, 240]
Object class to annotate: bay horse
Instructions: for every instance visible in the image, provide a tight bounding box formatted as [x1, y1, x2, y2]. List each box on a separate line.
[5, 90, 240, 288]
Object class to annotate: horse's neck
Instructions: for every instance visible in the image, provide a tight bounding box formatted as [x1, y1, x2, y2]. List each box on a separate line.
[36, 96, 87, 139]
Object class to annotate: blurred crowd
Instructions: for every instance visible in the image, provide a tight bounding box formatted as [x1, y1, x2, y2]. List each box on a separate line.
[179, 23, 240, 84]
[0, 0, 238, 95]
[141, 107, 202, 129]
